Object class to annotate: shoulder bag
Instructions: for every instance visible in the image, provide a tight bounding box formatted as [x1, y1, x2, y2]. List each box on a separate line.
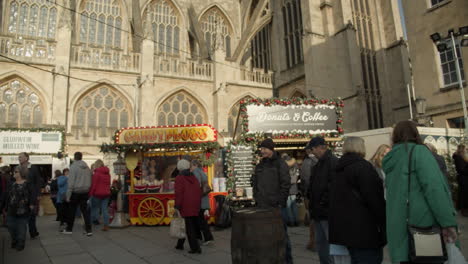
[407, 145, 448, 263]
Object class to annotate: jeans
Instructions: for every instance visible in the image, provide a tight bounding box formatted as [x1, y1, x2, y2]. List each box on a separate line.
[315, 220, 334, 264]
[198, 209, 213, 242]
[286, 195, 298, 225]
[7, 215, 29, 248]
[66, 192, 92, 233]
[176, 216, 201, 251]
[281, 207, 293, 264]
[28, 213, 38, 237]
[56, 202, 68, 225]
[347, 247, 383, 264]
[90, 196, 110, 225]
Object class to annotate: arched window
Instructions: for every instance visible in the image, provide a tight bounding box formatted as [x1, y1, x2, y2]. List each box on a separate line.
[227, 96, 252, 137]
[200, 7, 233, 57]
[143, 0, 180, 55]
[79, 0, 123, 48]
[6, 0, 58, 39]
[0, 78, 44, 127]
[282, 0, 303, 69]
[74, 86, 132, 135]
[251, 23, 272, 72]
[157, 91, 206, 125]
[291, 90, 306, 98]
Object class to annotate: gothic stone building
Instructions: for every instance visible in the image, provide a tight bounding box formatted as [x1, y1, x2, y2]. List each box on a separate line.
[0, 0, 409, 160]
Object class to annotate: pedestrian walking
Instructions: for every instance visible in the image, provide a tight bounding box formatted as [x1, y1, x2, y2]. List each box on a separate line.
[252, 138, 292, 264]
[307, 136, 338, 264]
[56, 168, 69, 227]
[174, 159, 202, 254]
[190, 159, 214, 245]
[426, 143, 449, 181]
[0, 166, 13, 226]
[0, 166, 37, 251]
[329, 137, 386, 264]
[453, 144, 468, 215]
[62, 152, 93, 236]
[50, 170, 61, 220]
[383, 120, 457, 263]
[300, 146, 318, 251]
[18, 152, 42, 239]
[89, 159, 111, 231]
[369, 144, 391, 182]
[285, 156, 299, 227]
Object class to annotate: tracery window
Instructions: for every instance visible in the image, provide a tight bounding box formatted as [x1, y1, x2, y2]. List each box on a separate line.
[282, 0, 303, 69]
[7, 0, 58, 39]
[200, 7, 232, 57]
[227, 96, 252, 137]
[251, 23, 272, 72]
[0, 78, 44, 127]
[74, 86, 131, 135]
[79, 0, 123, 48]
[143, 0, 180, 55]
[157, 91, 206, 126]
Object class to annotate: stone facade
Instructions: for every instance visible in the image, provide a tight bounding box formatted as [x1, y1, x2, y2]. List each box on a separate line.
[0, 0, 409, 160]
[402, 0, 468, 130]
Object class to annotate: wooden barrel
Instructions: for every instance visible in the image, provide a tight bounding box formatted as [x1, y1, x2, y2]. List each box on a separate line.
[231, 208, 285, 264]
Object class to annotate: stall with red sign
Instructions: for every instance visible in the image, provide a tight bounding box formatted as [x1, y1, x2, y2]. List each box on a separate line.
[101, 124, 224, 226]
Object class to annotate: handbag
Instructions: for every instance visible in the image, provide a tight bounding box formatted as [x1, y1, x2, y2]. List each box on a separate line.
[407, 145, 448, 263]
[169, 210, 186, 239]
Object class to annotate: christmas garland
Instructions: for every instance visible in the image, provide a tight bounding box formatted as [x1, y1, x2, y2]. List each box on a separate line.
[0, 127, 66, 156]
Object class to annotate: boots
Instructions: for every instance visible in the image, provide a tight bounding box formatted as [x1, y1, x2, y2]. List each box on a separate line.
[102, 225, 109, 231]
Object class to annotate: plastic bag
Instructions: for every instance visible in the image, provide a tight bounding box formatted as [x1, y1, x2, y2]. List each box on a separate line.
[445, 243, 468, 264]
[170, 215, 186, 239]
[214, 196, 231, 229]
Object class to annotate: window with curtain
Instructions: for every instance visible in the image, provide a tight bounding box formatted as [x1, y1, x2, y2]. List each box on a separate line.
[200, 7, 233, 58]
[143, 0, 180, 55]
[227, 96, 252, 137]
[251, 23, 272, 72]
[0, 78, 44, 127]
[157, 91, 206, 125]
[74, 86, 131, 135]
[439, 44, 465, 87]
[79, 0, 123, 48]
[7, 0, 57, 39]
[282, 0, 303, 69]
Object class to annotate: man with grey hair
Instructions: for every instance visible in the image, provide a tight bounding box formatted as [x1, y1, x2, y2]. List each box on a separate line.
[307, 137, 338, 264]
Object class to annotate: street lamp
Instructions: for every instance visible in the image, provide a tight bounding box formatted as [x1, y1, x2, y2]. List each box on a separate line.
[415, 97, 427, 116]
[110, 154, 129, 228]
[431, 26, 468, 137]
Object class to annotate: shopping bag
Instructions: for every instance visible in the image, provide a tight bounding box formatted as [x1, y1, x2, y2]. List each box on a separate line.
[445, 243, 468, 264]
[169, 216, 186, 239]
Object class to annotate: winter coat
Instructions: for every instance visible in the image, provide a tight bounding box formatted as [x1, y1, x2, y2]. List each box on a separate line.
[20, 163, 43, 194]
[432, 153, 449, 181]
[193, 167, 210, 210]
[453, 153, 468, 184]
[66, 160, 92, 200]
[89, 166, 111, 199]
[300, 156, 317, 196]
[329, 153, 386, 249]
[56, 175, 68, 204]
[175, 169, 201, 217]
[383, 143, 457, 263]
[252, 152, 290, 208]
[289, 165, 299, 195]
[1, 181, 37, 217]
[308, 150, 338, 220]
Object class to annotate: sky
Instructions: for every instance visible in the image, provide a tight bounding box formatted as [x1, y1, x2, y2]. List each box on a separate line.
[398, 0, 408, 40]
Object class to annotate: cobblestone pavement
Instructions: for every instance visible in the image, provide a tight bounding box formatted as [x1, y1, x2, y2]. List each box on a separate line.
[2, 215, 468, 264]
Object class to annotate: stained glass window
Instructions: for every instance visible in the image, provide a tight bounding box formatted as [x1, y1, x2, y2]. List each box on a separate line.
[200, 7, 233, 57]
[282, 0, 303, 69]
[157, 91, 206, 125]
[144, 0, 180, 55]
[228, 96, 252, 136]
[7, 0, 58, 39]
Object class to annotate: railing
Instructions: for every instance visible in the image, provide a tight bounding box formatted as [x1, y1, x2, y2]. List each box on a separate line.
[154, 57, 213, 81]
[0, 35, 56, 64]
[240, 67, 273, 85]
[71, 45, 140, 73]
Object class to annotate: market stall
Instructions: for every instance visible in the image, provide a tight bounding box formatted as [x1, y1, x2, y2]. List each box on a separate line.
[101, 124, 226, 226]
[225, 97, 344, 200]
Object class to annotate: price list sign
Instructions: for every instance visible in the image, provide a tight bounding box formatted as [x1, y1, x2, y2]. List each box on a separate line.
[231, 145, 255, 190]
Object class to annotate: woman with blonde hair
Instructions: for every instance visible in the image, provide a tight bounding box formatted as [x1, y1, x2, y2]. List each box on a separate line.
[369, 144, 391, 182]
[89, 159, 111, 230]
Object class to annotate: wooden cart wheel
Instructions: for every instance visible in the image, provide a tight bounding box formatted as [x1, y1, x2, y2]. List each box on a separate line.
[137, 197, 165, 226]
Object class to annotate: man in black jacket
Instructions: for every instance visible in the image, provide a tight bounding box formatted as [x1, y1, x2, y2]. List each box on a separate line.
[307, 137, 338, 264]
[252, 138, 292, 264]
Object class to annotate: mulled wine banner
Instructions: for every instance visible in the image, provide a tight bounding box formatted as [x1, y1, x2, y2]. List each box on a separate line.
[246, 104, 338, 134]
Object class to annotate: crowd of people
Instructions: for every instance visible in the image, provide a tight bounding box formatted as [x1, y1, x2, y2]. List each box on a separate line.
[253, 120, 461, 264]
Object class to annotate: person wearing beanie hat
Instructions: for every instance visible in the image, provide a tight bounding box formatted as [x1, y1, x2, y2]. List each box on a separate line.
[252, 138, 293, 264]
[174, 159, 202, 254]
[304, 137, 338, 264]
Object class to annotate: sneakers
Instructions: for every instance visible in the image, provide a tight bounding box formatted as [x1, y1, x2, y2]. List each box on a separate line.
[84, 232, 93, 236]
[61, 230, 72, 235]
[30, 232, 39, 239]
[202, 240, 213, 246]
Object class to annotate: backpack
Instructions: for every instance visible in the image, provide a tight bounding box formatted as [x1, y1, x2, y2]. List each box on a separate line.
[8, 183, 31, 216]
[50, 179, 58, 195]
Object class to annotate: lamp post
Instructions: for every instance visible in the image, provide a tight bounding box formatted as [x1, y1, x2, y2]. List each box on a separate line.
[431, 26, 468, 137]
[414, 97, 427, 125]
[110, 154, 128, 228]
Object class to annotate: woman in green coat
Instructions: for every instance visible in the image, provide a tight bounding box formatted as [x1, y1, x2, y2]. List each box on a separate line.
[383, 120, 457, 263]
